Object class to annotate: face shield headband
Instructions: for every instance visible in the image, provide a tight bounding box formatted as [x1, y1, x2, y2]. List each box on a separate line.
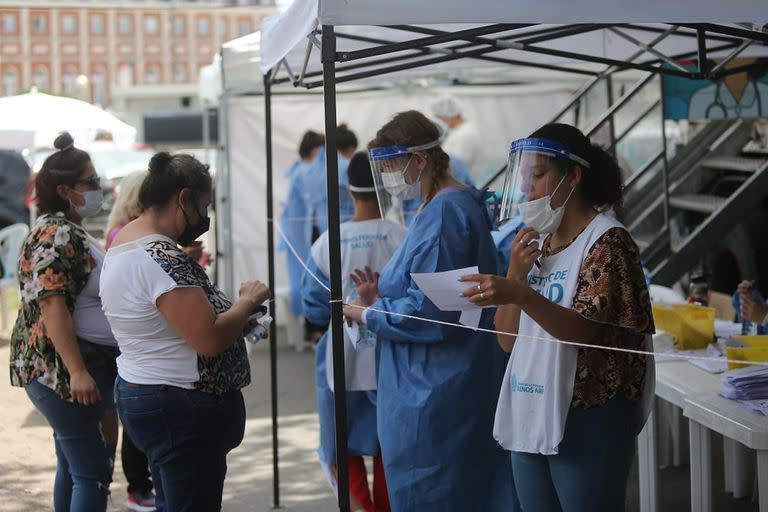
[497, 137, 590, 225]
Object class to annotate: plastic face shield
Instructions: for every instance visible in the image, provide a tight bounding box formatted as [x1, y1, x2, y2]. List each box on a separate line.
[368, 136, 443, 225]
[497, 137, 590, 225]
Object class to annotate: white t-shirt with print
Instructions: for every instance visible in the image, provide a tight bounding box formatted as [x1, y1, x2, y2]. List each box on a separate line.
[99, 234, 198, 389]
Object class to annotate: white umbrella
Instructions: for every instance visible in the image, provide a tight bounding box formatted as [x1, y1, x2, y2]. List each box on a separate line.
[0, 88, 136, 149]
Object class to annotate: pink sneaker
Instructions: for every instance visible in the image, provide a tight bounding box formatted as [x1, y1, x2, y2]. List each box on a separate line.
[125, 490, 156, 512]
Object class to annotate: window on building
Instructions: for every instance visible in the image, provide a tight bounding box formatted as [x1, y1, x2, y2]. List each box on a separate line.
[90, 15, 104, 35]
[32, 15, 47, 34]
[216, 19, 226, 38]
[2, 14, 17, 33]
[118, 64, 133, 87]
[197, 17, 210, 36]
[145, 16, 159, 35]
[145, 65, 160, 85]
[33, 67, 49, 91]
[118, 15, 132, 35]
[238, 19, 251, 36]
[62, 68, 77, 95]
[3, 69, 19, 96]
[61, 15, 76, 35]
[173, 64, 187, 83]
[173, 17, 185, 35]
[92, 68, 106, 106]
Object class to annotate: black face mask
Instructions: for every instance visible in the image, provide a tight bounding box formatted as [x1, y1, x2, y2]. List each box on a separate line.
[179, 201, 211, 247]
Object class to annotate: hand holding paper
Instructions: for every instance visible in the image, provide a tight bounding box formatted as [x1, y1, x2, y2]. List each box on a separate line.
[411, 266, 491, 329]
[460, 272, 530, 307]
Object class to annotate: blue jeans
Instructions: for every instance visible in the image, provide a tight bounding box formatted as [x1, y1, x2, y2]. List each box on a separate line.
[25, 341, 119, 512]
[510, 397, 641, 512]
[115, 377, 246, 512]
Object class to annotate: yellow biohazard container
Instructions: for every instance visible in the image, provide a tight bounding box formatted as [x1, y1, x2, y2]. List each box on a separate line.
[725, 346, 768, 370]
[732, 335, 768, 348]
[651, 304, 715, 350]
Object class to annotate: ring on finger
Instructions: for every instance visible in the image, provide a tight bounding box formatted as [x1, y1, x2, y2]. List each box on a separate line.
[480, 292, 485, 299]
[476, 284, 482, 292]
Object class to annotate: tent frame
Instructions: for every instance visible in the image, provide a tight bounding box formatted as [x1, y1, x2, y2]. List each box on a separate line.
[238, 20, 768, 512]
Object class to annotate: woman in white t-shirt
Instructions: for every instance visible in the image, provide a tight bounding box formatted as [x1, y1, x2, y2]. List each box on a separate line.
[100, 152, 270, 511]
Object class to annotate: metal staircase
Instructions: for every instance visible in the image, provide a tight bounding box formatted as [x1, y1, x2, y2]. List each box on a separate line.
[483, 67, 768, 287]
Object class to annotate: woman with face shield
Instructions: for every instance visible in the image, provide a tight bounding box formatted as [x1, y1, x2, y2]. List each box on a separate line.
[461, 123, 655, 512]
[342, 111, 516, 511]
[99, 152, 271, 510]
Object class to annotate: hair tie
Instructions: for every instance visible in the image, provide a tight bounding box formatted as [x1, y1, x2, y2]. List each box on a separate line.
[59, 143, 74, 152]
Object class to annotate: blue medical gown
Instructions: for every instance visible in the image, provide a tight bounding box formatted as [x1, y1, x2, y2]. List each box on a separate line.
[302, 256, 380, 465]
[297, 147, 355, 235]
[365, 188, 517, 511]
[492, 216, 524, 270]
[280, 160, 315, 315]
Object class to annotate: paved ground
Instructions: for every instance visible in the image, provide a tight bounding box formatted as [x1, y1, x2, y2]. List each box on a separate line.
[0, 326, 337, 512]
[0, 307, 760, 511]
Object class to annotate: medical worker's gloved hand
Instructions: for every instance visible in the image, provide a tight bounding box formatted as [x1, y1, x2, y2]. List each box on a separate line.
[739, 280, 768, 324]
[507, 227, 542, 281]
[350, 266, 380, 306]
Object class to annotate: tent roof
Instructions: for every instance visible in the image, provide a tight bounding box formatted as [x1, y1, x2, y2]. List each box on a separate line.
[316, 0, 768, 25]
[217, 0, 767, 93]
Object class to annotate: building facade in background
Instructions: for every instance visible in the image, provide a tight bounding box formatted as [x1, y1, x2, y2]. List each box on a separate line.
[0, 1, 275, 108]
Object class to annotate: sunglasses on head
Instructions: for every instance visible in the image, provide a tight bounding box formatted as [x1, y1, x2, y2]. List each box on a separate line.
[74, 176, 101, 188]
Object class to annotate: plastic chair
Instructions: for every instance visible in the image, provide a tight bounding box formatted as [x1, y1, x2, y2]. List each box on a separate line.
[0, 223, 29, 332]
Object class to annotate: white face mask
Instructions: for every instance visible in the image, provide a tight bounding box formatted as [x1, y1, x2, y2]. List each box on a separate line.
[72, 189, 104, 218]
[517, 175, 574, 235]
[381, 156, 422, 201]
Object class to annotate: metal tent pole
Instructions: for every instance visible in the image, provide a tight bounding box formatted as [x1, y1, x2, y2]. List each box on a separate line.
[263, 71, 281, 509]
[321, 24, 351, 512]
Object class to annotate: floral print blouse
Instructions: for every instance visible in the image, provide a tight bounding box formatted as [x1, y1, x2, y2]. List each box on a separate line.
[9, 213, 93, 400]
[542, 226, 655, 409]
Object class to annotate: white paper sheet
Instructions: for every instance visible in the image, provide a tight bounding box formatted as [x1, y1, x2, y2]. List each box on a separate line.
[411, 266, 489, 329]
[319, 461, 338, 497]
[343, 320, 360, 349]
[411, 266, 481, 311]
[459, 309, 482, 330]
[689, 358, 728, 374]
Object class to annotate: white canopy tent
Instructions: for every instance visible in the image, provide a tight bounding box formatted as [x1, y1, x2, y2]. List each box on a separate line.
[213, 3, 768, 510]
[0, 88, 137, 150]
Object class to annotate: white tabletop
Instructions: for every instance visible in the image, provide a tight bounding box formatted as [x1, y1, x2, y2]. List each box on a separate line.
[655, 358, 722, 408]
[684, 392, 768, 450]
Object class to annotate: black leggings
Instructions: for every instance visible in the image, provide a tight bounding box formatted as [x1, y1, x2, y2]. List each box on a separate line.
[122, 430, 153, 495]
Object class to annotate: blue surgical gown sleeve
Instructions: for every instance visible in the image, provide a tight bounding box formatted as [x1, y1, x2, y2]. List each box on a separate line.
[301, 252, 331, 327]
[366, 201, 479, 344]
